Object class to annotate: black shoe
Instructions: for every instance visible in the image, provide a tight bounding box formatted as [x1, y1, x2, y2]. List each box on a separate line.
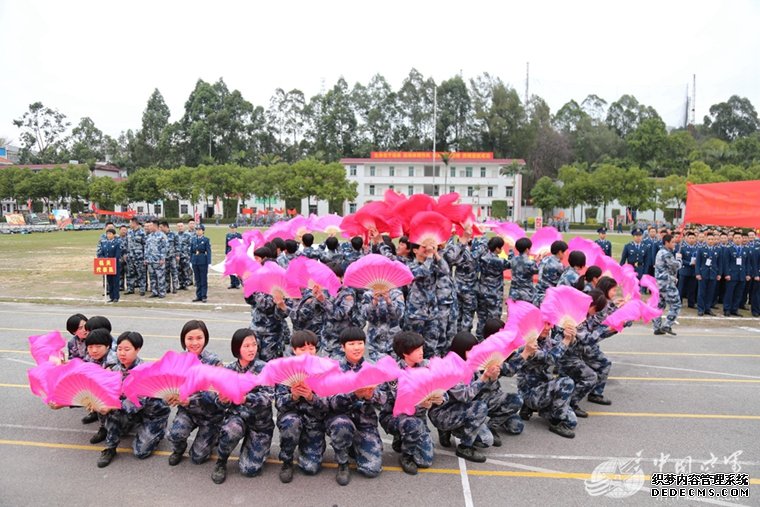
[212, 460, 227, 484]
[139, 291, 145, 296]
[400, 454, 418, 475]
[179, 287, 188, 291]
[549, 423, 575, 439]
[587, 394, 612, 405]
[168, 450, 184, 466]
[753, 313, 760, 317]
[227, 286, 236, 289]
[149, 294, 159, 298]
[663, 327, 677, 336]
[391, 434, 401, 453]
[697, 312, 704, 316]
[81, 412, 98, 424]
[739, 305, 748, 311]
[192, 298, 202, 302]
[438, 430, 452, 448]
[519, 406, 533, 421]
[172, 289, 177, 294]
[730, 312, 743, 317]
[724, 312, 731, 317]
[124, 290, 135, 295]
[279, 461, 294, 483]
[336, 463, 351, 486]
[705, 310, 716, 316]
[202, 298, 207, 302]
[97, 448, 116, 468]
[89, 427, 106, 444]
[653, 329, 665, 335]
[455, 444, 487, 463]
[688, 305, 696, 309]
[488, 427, 502, 447]
[573, 405, 588, 418]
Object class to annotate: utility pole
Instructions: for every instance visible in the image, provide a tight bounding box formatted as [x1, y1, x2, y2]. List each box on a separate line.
[525, 62, 530, 105]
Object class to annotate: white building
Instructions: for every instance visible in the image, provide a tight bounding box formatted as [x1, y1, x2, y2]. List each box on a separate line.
[340, 152, 524, 221]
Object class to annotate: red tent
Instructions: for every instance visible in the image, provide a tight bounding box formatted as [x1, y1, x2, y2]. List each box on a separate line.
[683, 180, 760, 228]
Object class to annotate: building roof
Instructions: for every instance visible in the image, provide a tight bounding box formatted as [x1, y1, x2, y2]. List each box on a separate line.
[0, 156, 13, 166]
[0, 163, 122, 172]
[340, 157, 525, 165]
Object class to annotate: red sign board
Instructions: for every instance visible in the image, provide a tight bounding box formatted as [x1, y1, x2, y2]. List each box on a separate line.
[370, 151, 494, 161]
[93, 258, 117, 275]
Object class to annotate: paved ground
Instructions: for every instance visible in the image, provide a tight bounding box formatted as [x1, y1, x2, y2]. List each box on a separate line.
[1, 301, 759, 506]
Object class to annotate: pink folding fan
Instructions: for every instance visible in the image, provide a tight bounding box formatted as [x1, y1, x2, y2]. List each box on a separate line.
[344, 254, 414, 292]
[309, 356, 402, 397]
[465, 330, 525, 372]
[258, 354, 340, 388]
[242, 229, 265, 249]
[287, 256, 341, 296]
[505, 299, 546, 343]
[392, 353, 472, 417]
[224, 239, 261, 281]
[28, 330, 66, 365]
[243, 262, 302, 299]
[354, 201, 403, 238]
[314, 214, 344, 236]
[566, 237, 603, 268]
[409, 211, 452, 248]
[121, 350, 202, 406]
[493, 222, 527, 251]
[540, 286, 592, 329]
[179, 363, 260, 404]
[263, 220, 295, 242]
[530, 227, 563, 256]
[28, 362, 57, 403]
[48, 359, 122, 412]
[603, 299, 662, 331]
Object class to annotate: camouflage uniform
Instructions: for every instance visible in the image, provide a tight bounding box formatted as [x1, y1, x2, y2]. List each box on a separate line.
[476, 250, 511, 337]
[516, 329, 577, 429]
[360, 288, 405, 361]
[67, 336, 87, 361]
[289, 288, 327, 339]
[277, 251, 300, 269]
[652, 247, 682, 332]
[508, 253, 538, 303]
[326, 357, 386, 477]
[447, 237, 486, 334]
[103, 357, 171, 458]
[318, 246, 344, 266]
[533, 255, 564, 307]
[176, 230, 193, 289]
[275, 382, 329, 474]
[379, 359, 437, 468]
[557, 266, 581, 288]
[435, 243, 458, 355]
[246, 292, 291, 361]
[167, 350, 225, 464]
[126, 227, 147, 294]
[216, 359, 274, 476]
[322, 287, 362, 359]
[404, 256, 449, 358]
[341, 243, 364, 269]
[301, 246, 322, 261]
[145, 229, 168, 297]
[165, 229, 180, 293]
[558, 319, 615, 408]
[476, 353, 526, 434]
[428, 375, 493, 448]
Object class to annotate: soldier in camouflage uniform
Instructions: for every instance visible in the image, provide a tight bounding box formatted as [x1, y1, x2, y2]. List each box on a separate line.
[360, 287, 405, 361]
[447, 234, 486, 334]
[125, 218, 147, 296]
[341, 236, 366, 269]
[289, 287, 328, 340]
[326, 328, 386, 485]
[97, 332, 171, 467]
[175, 221, 192, 290]
[276, 331, 329, 483]
[508, 238, 538, 304]
[653, 234, 682, 336]
[144, 220, 168, 298]
[246, 284, 292, 362]
[160, 221, 179, 294]
[404, 244, 449, 359]
[300, 233, 322, 260]
[476, 237, 512, 337]
[212, 329, 274, 484]
[277, 239, 301, 268]
[516, 324, 577, 439]
[322, 282, 362, 359]
[435, 240, 459, 355]
[557, 251, 586, 287]
[533, 241, 568, 307]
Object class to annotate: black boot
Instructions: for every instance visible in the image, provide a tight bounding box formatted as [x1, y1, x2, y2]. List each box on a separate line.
[391, 434, 402, 453]
[573, 405, 588, 418]
[488, 426, 502, 447]
[212, 459, 227, 484]
[519, 406, 533, 421]
[400, 454, 418, 475]
[455, 444, 487, 463]
[81, 411, 98, 424]
[89, 426, 106, 444]
[336, 463, 351, 486]
[549, 422, 575, 439]
[279, 461, 294, 483]
[587, 394, 612, 405]
[438, 430, 452, 448]
[97, 448, 116, 468]
[168, 445, 186, 466]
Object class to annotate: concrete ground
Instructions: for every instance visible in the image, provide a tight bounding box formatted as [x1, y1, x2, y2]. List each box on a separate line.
[1, 301, 758, 507]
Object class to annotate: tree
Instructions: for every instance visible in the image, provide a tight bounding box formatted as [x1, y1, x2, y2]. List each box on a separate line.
[69, 117, 104, 164]
[530, 176, 561, 219]
[573, 116, 625, 165]
[553, 100, 588, 132]
[704, 95, 760, 141]
[309, 78, 358, 161]
[618, 167, 654, 215]
[662, 130, 698, 175]
[89, 176, 126, 210]
[558, 164, 591, 221]
[626, 117, 668, 173]
[397, 68, 435, 150]
[581, 94, 608, 124]
[125, 168, 163, 213]
[133, 89, 171, 168]
[436, 75, 472, 152]
[605, 94, 660, 138]
[13, 102, 71, 163]
[0, 166, 33, 203]
[593, 163, 625, 222]
[686, 160, 726, 184]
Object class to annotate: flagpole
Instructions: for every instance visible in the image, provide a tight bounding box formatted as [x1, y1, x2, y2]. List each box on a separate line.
[432, 85, 437, 189]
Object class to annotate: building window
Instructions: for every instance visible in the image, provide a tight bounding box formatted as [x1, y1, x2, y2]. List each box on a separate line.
[137, 206, 145, 213]
[505, 186, 513, 197]
[349, 165, 357, 176]
[467, 186, 474, 197]
[480, 167, 487, 178]
[154, 204, 162, 215]
[423, 184, 440, 196]
[349, 203, 357, 213]
[408, 166, 414, 177]
[465, 166, 473, 177]
[368, 184, 375, 196]
[408, 185, 414, 195]
[449, 186, 455, 194]
[450, 166, 456, 178]
[389, 184, 394, 190]
[424, 165, 440, 177]
[180, 204, 189, 215]
[487, 186, 493, 197]
[369, 166, 376, 177]
[389, 166, 395, 177]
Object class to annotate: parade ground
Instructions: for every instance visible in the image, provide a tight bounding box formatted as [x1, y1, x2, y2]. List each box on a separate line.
[1, 300, 759, 506]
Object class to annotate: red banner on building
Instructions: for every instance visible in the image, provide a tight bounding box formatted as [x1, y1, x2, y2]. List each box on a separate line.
[93, 258, 117, 275]
[370, 151, 494, 160]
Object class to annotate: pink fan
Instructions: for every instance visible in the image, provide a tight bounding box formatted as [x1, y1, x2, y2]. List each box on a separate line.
[409, 211, 452, 248]
[28, 362, 57, 402]
[48, 359, 122, 412]
[638, 300, 663, 323]
[224, 239, 261, 281]
[603, 299, 662, 331]
[466, 330, 525, 371]
[393, 353, 473, 417]
[393, 194, 437, 234]
[540, 286, 592, 329]
[435, 193, 472, 225]
[640, 275, 660, 308]
[566, 237, 603, 268]
[243, 262, 302, 299]
[121, 350, 202, 406]
[339, 214, 363, 239]
[258, 354, 340, 387]
[288, 215, 312, 240]
[242, 229, 265, 249]
[453, 211, 483, 238]
[383, 188, 407, 208]
[355, 201, 403, 238]
[619, 267, 641, 299]
[179, 364, 260, 404]
[29, 331, 66, 365]
[263, 220, 295, 242]
[309, 356, 402, 397]
[344, 254, 414, 291]
[505, 299, 546, 343]
[314, 214, 344, 236]
[287, 256, 341, 297]
[530, 227, 563, 256]
[493, 222, 526, 251]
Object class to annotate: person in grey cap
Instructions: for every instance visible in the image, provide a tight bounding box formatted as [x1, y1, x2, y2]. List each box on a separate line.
[190, 224, 211, 302]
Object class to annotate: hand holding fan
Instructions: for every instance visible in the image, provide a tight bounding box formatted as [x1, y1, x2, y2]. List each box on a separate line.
[541, 286, 592, 329]
[121, 350, 202, 406]
[29, 331, 65, 365]
[48, 359, 122, 412]
[243, 262, 302, 299]
[258, 354, 340, 388]
[344, 254, 414, 292]
[309, 356, 401, 397]
[392, 353, 472, 417]
[179, 364, 260, 404]
[466, 330, 525, 372]
[530, 227, 562, 257]
[286, 256, 341, 297]
[409, 211, 452, 248]
[505, 299, 546, 344]
[640, 275, 660, 308]
[354, 201, 403, 238]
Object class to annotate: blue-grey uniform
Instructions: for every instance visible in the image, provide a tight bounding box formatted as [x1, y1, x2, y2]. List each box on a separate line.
[379, 359, 438, 468]
[404, 256, 449, 358]
[748, 242, 760, 317]
[516, 329, 577, 430]
[595, 238, 612, 257]
[582, 302, 619, 398]
[326, 356, 386, 477]
[558, 318, 615, 408]
[164, 230, 180, 293]
[145, 229, 168, 297]
[225, 230, 243, 288]
[476, 250, 511, 337]
[533, 255, 564, 307]
[167, 349, 224, 464]
[476, 353, 526, 434]
[445, 237, 484, 334]
[67, 336, 87, 360]
[190, 233, 211, 301]
[557, 266, 581, 288]
[318, 245, 344, 266]
[97, 236, 122, 302]
[722, 242, 750, 315]
[301, 246, 322, 260]
[435, 243, 459, 355]
[341, 243, 364, 269]
[676, 242, 697, 308]
[126, 226, 147, 294]
[620, 239, 647, 279]
[428, 374, 493, 448]
[360, 288, 405, 361]
[289, 288, 328, 339]
[652, 247, 682, 332]
[176, 230, 193, 289]
[277, 251, 299, 269]
[216, 359, 274, 476]
[246, 291, 291, 361]
[322, 287, 363, 359]
[508, 253, 538, 303]
[103, 357, 171, 457]
[275, 379, 329, 474]
[695, 243, 721, 314]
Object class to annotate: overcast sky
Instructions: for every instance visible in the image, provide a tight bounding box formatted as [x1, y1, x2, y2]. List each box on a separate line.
[1, 0, 758, 144]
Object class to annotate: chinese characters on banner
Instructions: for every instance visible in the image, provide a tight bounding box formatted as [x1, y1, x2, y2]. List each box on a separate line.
[93, 258, 117, 275]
